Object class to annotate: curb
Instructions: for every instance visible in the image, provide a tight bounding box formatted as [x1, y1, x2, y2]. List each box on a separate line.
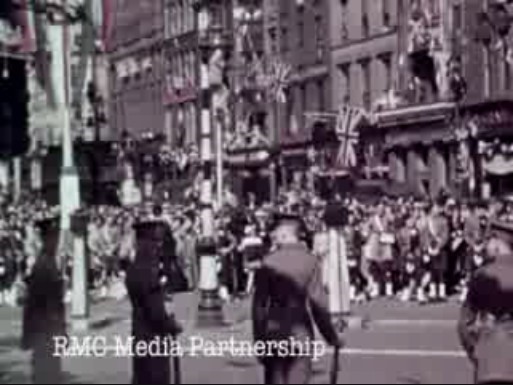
[363, 319, 456, 328]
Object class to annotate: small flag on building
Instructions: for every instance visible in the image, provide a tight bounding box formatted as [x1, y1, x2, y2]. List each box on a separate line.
[335, 105, 364, 169]
[268, 58, 292, 104]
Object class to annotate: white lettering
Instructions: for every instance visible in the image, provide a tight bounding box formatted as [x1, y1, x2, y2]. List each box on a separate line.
[135, 340, 148, 356]
[189, 337, 203, 356]
[253, 341, 266, 356]
[91, 337, 108, 357]
[277, 340, 289, 358]
[147, 338, 162, 357]
[53, 336, 69, 357]
[115, 336, 134, 357]
[67, 337, 94, 357]
[312, 341, 326, 362]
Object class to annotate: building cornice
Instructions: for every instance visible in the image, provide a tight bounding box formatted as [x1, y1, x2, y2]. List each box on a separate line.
[108, 33, 163, 60]
[375, 101, 455, 128]
[289, 64, 328, 84]
[330, 27, 398, 52]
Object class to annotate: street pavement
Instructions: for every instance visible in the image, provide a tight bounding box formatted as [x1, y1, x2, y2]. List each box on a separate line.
[0, 294, 474, 384]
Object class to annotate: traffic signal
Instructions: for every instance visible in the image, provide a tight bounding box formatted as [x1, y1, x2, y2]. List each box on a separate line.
[0, 57, 30, 159]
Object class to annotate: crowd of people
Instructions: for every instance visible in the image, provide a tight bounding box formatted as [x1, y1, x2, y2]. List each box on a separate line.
[0, 184, 511, 308]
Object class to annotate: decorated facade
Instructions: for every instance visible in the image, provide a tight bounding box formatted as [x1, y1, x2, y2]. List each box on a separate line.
[362, 0, 513, 199]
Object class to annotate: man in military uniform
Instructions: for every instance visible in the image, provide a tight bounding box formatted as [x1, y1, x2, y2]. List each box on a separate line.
[21, 216, 66, 384]
[252, 214, 343, 384]
[422, 198, 450, 301]
[458, 219, 513, 384]
[126, 204, 183, 384]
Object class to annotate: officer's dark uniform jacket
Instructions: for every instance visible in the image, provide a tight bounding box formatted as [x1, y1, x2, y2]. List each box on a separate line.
[252, 242, 340, 352]
[126, 220, 181, 385]
[21, 217, 66, 384]
[457, 254, 513, 384]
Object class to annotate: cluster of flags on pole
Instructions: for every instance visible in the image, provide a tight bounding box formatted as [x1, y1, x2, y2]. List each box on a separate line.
[233, 11, 292, 104]
[267, 58, 292, 104]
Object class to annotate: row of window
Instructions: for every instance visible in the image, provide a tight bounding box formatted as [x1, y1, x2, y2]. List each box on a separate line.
[286, 78, 326, 135]
[339, 0, 441, 42]
[166, 102, 197, 145]
[165, 0, 195, 38]
[280, 14, 324, 54]
[165, 50, 196, 89]
[338, 54, 393, 110]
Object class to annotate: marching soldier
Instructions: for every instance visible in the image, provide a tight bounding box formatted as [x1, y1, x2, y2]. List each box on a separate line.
[458, 218, 513, 384]
[252, 214, 343, 384]
[422, 198, 450, 301]
[126, 204, 183, 384]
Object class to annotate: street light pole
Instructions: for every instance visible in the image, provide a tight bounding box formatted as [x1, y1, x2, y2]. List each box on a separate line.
[194, 0, 224, 327]
[47, 0, 82, 330]
[47, 0, 80, 234]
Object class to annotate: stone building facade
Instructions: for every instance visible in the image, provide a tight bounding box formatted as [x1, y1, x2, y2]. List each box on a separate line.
[108, 0, 165, 139]
[364, 0, 513, 199]
[328, 0, 400, 112]
[162, 0, 199, 148]
[276, 0, 331, 189]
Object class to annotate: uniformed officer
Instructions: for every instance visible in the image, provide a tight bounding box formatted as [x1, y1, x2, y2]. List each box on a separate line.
[457, 219, 513, 384]
[126, 204, 183, 384]
[21, 216, 66, 384]
[252, 214, 343, 384]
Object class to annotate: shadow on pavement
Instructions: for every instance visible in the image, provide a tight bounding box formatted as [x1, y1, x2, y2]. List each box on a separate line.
[0, 360, 94, 385]
[225, 357, 257, 368]
[397, 375, 423, 384]
[0, 335, 21, 353]
[89, 316, 127, 331]
[0, 360, 29, 384]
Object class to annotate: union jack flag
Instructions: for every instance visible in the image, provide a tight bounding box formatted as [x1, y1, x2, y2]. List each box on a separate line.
[335, 105, 364, 169]
[267, 58, 292, 104]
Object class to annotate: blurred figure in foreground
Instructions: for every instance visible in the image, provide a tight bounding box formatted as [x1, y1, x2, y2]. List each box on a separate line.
[126, 205, 183, 384]
[252, 215, 343, 384]
[458, 219, 513, 384]
[21, 217, 66, 384]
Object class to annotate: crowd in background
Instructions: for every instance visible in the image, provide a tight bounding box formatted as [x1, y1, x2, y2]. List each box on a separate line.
[0, 184, 511, 307]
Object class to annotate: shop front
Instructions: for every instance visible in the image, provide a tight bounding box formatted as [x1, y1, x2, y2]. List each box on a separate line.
[225, 147, 274, 205]
[367, 99, 513, 200]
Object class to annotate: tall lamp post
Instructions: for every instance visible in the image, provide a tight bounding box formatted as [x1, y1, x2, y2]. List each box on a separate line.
[45, 0, 84, 330]
[193, 0, 230, 327]
[46, 0, 81, 243]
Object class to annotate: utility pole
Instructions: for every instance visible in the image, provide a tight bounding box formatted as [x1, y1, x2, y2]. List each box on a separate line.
[193, 0, 228, 327]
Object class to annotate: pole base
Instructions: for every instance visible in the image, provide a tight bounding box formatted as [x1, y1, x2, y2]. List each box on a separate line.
[196, 289, 224, 328]
[331, 312, 364, 331]
[71, 316, 89, 333]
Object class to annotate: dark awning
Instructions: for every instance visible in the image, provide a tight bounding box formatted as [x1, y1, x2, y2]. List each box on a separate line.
[225, 149, 270, 168]
[384, 127, 454, 149]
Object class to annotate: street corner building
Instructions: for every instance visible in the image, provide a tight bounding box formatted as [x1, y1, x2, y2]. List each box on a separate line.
[360, 0, 513, 200]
